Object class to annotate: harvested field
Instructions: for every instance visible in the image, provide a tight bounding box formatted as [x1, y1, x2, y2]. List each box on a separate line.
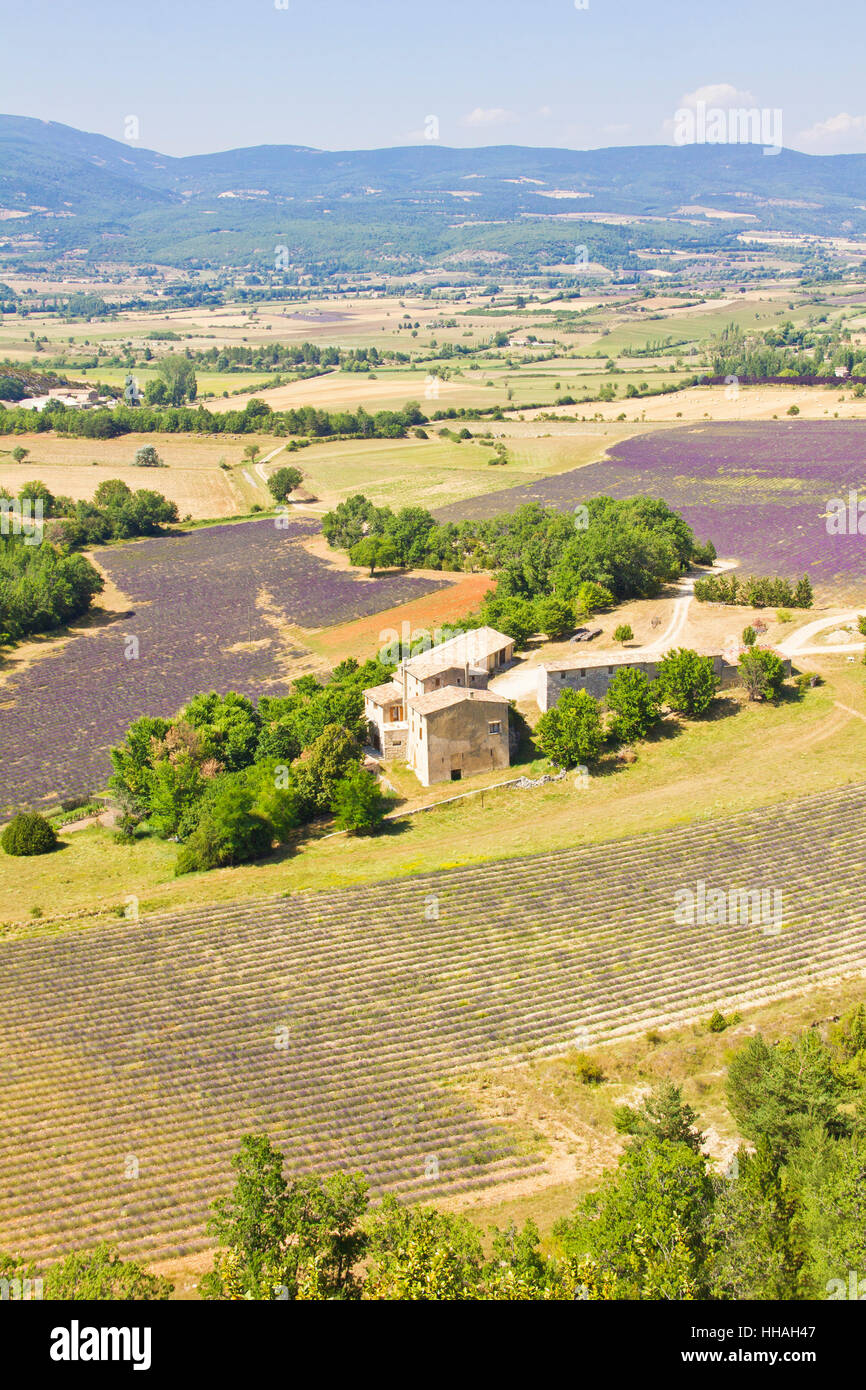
[436, 421, 866, 596]
[2, 778, 866, 1263]
[0, 519, 449, 811]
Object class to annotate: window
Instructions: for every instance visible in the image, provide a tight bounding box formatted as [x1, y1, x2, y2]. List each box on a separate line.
[488, 721, 501, 735]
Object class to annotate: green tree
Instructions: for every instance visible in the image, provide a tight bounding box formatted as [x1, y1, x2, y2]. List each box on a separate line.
[1, 811, 57, 856]
[349, 536, 399, 576]
[605, 666, 660, 743]
[742, 625, 757, 647]
[133, 444, 163, 468]
[613, 1082, 704, 1153]
[201, 1135, 368, 1301]
[535, 688, 604, 768]
[155, 353, 197, 405]
[331, 765, 385, 834]
[291, 723, 361, 817]
[175, 774, 274, 874]
[555, 1137, 715, 1300]
[710, 1141, 806, 1300]
[268, 465, 303, 503]
[739, 647, 787, 701]
[656, 647, 718, 716]
[726, 1031, 850, 1163]
[11, 445, 28, 463]
[613, 623, 633, 645]
[535, 595, 574, 641]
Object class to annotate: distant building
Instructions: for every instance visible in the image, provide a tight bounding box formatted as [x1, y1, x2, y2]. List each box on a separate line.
[364, 626, 514, 786]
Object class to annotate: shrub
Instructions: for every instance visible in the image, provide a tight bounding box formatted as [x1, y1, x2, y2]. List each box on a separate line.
[133, 445, 164, 468]
[741, 626, 756, 648]
[1, 811, 58, 856]
[572, 1052, 605, 1085]
[613, 623, 633, 645]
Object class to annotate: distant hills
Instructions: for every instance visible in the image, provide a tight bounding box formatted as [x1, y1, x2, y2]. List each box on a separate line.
[1, 114, 865, 273]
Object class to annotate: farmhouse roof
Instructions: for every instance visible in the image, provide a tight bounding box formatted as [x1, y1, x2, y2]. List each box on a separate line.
[541, 645, 726, 672]
[407, 686, 510, 716]
[364, 681, 404, 705]
[402, 626, 512, 680]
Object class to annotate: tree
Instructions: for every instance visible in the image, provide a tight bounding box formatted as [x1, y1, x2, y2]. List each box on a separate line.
[291, 723, 361, 817]
[44, 1244, 172, 1300]
[243, 443, 261, 464]
[18, 479, 54, 514]
[605, 666, 660, 743]
[656, 647, 718, 716]
[739, 647, 786, 701]
[155, 354, 197, 405]
[535, 688, 604, 768]
[364, 1199, 484, 1301]
[710, 1141, 806, 1300]
[349, 536, 398, 576]
[267, 465, 303, 503]
[175, 775, 274, 874]
[613, 1082, 704, 1153]
[11, 445, 28, 463]
[575, 580, 615, 615]
[482, 594, 537, 650]
[94, 478, 133, 509]
[133, 444, 164, 468]
[555, 1136, 715, 1300]
[742, 625, 757, 647]
[535, 595, 574, 641]
[332, 765, 385, 833]
[1, 811, 57, 856]
[726, 1031, 849, 1163]
[613, 623, 633, 645]
[201, 1135, 368, 1301]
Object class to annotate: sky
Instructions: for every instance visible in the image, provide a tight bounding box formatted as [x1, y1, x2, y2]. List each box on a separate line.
[3, 0, 865, 158]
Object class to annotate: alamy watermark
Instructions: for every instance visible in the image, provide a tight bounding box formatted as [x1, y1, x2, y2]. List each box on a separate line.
[825, 491, 866, 536]
[673, 100, 782, 157]
[1, 498, 43, 545]
[674, 879, 782, 936]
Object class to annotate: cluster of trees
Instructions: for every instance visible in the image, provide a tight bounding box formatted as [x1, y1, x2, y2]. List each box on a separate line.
[190, 1005, 866, 1299]
[534, 647, 721, 768]
[0, 1243, 172, 1301]
[0, 533, 103, 643]
[711, 319, 866, 383]
[325, 494, 715, 646]
[3, 477, 179, 550]
[182, 341, 410, 374]
[0, 397, 427, 442]
[109, 662, 392, 873]
[694, 572, 813, 609]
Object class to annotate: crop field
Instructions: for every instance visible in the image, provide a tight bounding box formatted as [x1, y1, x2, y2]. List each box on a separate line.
[2, 777, 866, 1263]
[0, 519, 449, 811]
[437, 421, 866, 596]
[0, 433, 286, 519]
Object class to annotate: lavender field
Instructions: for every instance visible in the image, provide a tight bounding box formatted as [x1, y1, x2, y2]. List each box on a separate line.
[2, 778, 866, 1263]
[439, 422, 866, 591]
[0, 518, 448, 812]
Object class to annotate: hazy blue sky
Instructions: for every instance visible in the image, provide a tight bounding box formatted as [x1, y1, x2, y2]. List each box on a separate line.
[4, 0, 865, 157]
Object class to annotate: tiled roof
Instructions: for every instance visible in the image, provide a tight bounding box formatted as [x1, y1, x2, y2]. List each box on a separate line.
[407, 686, 510, 716]
[402, 626, 512, 680]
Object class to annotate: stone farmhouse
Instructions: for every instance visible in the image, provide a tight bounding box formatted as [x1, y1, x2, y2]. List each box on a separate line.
[364, 627, 514, 786]
[537, 648, 736, 712]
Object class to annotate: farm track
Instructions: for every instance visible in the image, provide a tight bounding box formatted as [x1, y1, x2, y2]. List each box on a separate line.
[2, 778, 866, 1262]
